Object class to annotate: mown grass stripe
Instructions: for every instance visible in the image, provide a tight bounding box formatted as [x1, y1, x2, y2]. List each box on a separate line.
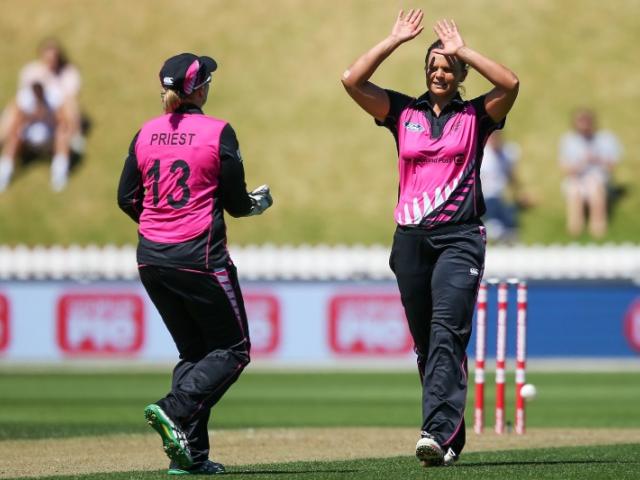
[5, 443, 640, 480]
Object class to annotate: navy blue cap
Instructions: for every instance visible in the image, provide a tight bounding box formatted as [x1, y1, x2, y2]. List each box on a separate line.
[159, 53, 217, 97]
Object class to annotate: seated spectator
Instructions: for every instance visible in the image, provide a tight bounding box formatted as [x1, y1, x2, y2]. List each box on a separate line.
[0, 38, 84, 192]
[481, 130, 529, 243]
[559, 108, 622, 238]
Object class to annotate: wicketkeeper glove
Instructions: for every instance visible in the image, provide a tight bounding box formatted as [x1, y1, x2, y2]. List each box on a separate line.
[247, 184, 273, 216]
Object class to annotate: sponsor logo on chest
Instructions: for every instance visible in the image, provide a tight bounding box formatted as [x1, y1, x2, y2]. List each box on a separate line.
[404, 121, 425, 133]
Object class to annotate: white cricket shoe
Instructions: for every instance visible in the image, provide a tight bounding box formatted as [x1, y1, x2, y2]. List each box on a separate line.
[415, 434, 444, 467]
[443, 447, 458, 466]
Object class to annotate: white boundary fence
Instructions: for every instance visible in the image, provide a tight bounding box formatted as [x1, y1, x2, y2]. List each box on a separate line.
[1, 244, 639, 365]
[0, 243, 639, 281]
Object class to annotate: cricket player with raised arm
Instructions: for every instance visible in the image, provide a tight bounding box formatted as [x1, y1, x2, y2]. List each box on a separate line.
[341, 9, 519, 467]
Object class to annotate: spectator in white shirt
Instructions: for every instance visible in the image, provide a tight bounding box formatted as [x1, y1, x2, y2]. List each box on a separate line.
[481, 131, 523, 242]
[559, 108, 622, 238]
[0, 38, 83, 192]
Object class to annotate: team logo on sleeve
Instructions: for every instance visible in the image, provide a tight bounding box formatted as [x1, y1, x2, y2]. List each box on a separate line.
[404, 121, 425, 133]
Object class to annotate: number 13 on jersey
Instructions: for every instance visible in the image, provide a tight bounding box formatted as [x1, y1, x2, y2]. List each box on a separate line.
[146, 159, 191, 209]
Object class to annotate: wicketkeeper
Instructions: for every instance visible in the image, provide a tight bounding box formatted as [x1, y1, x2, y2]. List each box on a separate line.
[117, 52, 272, 475]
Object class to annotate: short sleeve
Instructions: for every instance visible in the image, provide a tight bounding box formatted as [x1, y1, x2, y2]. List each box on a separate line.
[18, 62, 43, 89]
[558, 133, 580, 166]
[16, 87, 36, 114]
[470, 95, 505, 144]
[597, 131, 622, 164]
[375, 89, 414, 134]
[60, 65, 82, 98]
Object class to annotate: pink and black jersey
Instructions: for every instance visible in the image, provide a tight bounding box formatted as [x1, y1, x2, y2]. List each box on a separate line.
[118, 104, 253, 269]
[377, 91, 504, 228]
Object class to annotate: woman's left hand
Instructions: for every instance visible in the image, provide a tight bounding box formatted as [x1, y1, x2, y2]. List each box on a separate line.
[432, 19, 465, 56]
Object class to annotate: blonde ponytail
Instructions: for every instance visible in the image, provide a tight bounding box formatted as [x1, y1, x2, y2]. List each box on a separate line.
[162, 89, 182, 113]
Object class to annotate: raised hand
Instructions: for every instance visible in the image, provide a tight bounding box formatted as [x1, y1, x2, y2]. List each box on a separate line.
[391, 9, 424, 43]
[432, 19, 465, 56]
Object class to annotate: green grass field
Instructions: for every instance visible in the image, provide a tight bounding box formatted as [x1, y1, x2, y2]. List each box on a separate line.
[0, 0, 639, 245]
[0, 370, 639, 479]
[1, 371, 640, 439]
[12, 445, 640, 480]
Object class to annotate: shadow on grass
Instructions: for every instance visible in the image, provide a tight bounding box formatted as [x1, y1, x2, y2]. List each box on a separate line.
[458, 459, 638, 468]
[226, 469, 360, 476]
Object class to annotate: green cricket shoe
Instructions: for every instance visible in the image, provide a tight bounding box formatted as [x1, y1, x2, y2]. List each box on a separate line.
[144, 404, 193, 469]
[168, 460, 226, 475]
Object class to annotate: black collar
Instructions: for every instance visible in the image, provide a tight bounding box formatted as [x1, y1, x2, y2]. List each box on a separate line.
[174, 103, 204, 114]
[414, 92, 465, 114]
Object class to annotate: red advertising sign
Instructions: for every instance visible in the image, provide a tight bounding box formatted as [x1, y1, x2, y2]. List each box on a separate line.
[244, 294, 280, 355]
[0, 294, 9, 352]
[57, 293, 144, 355]
[329, 293, 412, 355]
[624, 299, 640, 353]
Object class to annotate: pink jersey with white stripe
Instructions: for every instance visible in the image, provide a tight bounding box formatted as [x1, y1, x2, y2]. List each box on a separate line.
[394, 102, 480, 227]
[135, 113, 227, 243]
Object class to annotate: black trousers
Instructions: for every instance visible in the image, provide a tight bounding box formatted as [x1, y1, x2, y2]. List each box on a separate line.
[139, 264, 250, 466]
[389, 223, 485, 455]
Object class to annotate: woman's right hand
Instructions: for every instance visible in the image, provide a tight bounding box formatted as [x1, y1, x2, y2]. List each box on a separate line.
[341, 9, 424, 120]
[390, 9, 424, 43]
